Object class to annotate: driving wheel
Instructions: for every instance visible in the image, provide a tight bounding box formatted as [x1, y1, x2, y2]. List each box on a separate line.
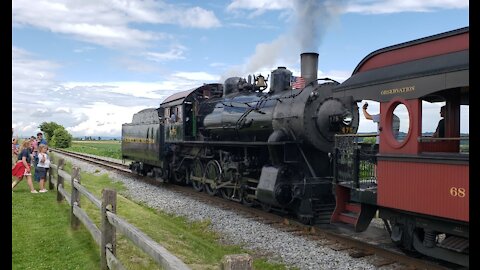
[204, 160, 221, 196]
[190, 159, 204, 192]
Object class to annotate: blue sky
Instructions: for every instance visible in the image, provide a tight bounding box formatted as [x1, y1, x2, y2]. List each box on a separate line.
[12, 0, 469, 137]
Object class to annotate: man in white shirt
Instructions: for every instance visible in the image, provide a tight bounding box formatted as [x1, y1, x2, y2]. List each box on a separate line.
[362, 102, 400, 143]
[170, 112, 176, 123]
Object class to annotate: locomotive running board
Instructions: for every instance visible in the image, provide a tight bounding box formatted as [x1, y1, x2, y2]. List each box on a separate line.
[167, 140, 297, 146]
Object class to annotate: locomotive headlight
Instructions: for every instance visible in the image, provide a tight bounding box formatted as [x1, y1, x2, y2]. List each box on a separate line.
[342, 113, 353, 126]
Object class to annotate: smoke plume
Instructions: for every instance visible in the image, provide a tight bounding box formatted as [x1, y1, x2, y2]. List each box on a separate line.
[293, 0, 347, 52]
[237, 0, 347, 75]
[243, 35, 292, 74]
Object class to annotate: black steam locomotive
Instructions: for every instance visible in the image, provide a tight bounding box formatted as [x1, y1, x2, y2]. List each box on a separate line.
[122, 53, 359, 224]
[122, 27, 469, 267]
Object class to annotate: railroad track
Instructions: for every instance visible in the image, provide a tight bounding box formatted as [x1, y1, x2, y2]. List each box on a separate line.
[50, 148, 461, 270]
[51, 148, 132, 173]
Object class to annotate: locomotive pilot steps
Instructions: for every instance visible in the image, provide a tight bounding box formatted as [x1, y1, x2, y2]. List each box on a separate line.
[122, 27, 469, 267]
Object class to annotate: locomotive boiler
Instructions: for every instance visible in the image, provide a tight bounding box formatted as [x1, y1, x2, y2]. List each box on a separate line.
[199, 53, 357, 153]
[123, 53, 359, 223]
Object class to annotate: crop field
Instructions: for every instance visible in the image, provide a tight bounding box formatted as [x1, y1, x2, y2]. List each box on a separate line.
[66, 140, 122, 159]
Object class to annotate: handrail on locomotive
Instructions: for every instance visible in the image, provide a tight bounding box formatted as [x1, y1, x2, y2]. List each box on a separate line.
[333, 133, 378, 189]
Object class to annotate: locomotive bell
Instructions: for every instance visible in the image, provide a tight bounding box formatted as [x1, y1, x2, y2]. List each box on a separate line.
[256, 74, 267, 88]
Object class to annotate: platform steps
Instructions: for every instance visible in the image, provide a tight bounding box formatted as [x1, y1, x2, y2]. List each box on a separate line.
[335, 202, 361, 225]
[330, 185, 376, 232]
[312, 201, 336, 224]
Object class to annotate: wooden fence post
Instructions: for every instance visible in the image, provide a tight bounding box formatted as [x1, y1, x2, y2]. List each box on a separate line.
[221, 254, 253, 270]
[48, 167, 54, 190]
[101, 189, 117, 270]
[56, 158, 65, 202]
[71, 167, 81, 229]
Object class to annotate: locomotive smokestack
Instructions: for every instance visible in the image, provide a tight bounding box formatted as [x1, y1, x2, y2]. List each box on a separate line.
[301, 52, 318, 87]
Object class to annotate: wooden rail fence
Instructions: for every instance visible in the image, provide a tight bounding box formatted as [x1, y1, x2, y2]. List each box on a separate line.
[48, 158, 191, 270]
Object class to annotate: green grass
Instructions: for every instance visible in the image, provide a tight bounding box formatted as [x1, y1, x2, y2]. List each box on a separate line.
[65, 140, 122, 159]
[12, 179, 101, 270]
[253, 259, 292, 270]
[39, 154, 289, 270]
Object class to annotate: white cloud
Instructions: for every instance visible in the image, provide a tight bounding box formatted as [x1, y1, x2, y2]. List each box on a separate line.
[172, 72, 220, 82]
[318, 69, 352, 83]
[18, 122, 41, 135]
[210, 62, 227, 68]
[12, 0, 220, 49]
[61, 81, 166, 100]
[227, 0, 468, 14]
[180, 7, 222, 28]
[54, 107, 72, 114]
[115, 57, 161, 73]
[12, 46, 223, 137]
[67, 103, 148, 136]
[346, 0, 469, 14]
[227, 0, 292, 11]
[144, 45, 187, 62]
[228, 22, 254, 28]
[12, 47, 59, 81]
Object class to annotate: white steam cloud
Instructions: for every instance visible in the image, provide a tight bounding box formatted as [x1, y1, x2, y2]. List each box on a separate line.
[237, 0, 347, 75]
[293, 0, 347, 52]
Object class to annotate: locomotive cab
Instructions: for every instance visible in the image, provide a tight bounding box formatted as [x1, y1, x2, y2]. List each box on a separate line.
[160, 84, 224, 142]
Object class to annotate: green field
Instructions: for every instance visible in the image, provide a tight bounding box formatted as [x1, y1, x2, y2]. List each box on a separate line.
[12, 175, 101, 269]
[66, 140, 122, 159]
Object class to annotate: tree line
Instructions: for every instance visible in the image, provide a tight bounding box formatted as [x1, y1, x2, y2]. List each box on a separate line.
[39, 122, 73, 148]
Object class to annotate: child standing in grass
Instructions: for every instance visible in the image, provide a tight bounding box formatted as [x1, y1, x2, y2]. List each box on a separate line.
[35, 144, 51, 193]
[12, 140, 38, 193]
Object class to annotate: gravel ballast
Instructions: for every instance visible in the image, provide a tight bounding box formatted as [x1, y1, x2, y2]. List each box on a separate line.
[54, 153, 387, 270]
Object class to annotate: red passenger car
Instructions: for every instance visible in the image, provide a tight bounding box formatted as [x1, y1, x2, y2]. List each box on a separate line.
[331, 27, 469, 267]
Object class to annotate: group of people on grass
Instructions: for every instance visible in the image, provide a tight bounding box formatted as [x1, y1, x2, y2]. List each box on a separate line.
[12, 128, 51, 194]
